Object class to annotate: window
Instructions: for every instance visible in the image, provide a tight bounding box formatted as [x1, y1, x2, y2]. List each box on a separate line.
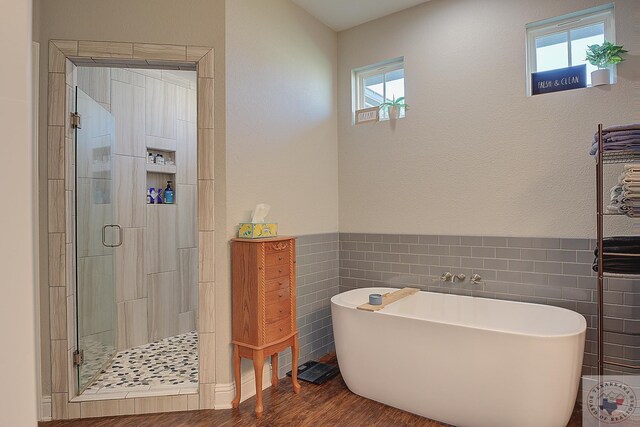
[353, 57, 405, 121]
[526, 4, 615, 93]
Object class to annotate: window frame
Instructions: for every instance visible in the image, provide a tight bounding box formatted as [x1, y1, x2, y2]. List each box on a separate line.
[352, 57, 405, 122]
[525, 4, 615, 95]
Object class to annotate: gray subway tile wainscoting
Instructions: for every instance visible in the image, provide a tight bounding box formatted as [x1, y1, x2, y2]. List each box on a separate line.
[285, 232, 638, 378]
[278, 233, 340, 377]
[338, 233, 640, 376]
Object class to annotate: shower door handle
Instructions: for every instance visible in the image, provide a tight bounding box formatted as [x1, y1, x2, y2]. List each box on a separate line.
[102, 224, 123, 248]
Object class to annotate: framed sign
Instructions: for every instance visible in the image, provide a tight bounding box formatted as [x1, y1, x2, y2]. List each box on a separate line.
[531, 64, 587, 95]
[355, 107, 379, 124]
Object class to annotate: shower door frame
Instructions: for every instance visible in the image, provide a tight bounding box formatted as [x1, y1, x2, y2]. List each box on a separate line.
[46, 40, 216, 419]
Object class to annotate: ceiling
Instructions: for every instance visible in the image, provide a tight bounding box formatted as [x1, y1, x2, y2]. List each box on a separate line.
[291, 0, 431, 32]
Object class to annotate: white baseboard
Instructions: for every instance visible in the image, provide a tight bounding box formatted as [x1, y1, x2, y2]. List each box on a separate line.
[214, 366, 272, 409]
[40, 395, 51, 421]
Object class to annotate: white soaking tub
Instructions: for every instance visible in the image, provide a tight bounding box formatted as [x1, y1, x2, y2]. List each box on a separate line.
[331, 287, 586, 427]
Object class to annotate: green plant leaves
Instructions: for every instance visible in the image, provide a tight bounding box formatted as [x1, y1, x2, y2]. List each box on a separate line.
[585, 40, 628, 69]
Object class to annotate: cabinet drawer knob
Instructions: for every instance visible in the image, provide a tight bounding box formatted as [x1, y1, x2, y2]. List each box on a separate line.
[278, 269, 283, 273]
[278, 256, 283, 261]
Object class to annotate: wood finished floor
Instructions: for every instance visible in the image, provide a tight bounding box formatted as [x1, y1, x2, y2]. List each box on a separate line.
[41, 354, 583, 427]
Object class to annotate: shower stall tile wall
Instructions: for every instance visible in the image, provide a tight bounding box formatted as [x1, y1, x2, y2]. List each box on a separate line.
[338, 233, 640, 376]
[77, 67, 198, 353]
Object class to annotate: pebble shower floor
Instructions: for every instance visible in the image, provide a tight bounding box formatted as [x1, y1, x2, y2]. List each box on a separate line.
[83, 332, 198, 395]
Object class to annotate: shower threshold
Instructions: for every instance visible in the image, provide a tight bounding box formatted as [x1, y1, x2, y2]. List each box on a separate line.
[74, 331, 199, 401]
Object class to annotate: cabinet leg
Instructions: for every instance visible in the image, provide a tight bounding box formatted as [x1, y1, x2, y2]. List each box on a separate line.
[232, 344, 241, 409]
[253, 350, 264, 417]
[271, 354, 279, 387]
[291, 339, 301, 394]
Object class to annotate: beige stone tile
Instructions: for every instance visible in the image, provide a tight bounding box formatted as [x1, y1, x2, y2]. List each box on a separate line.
[147, 271, 179, 341]
[78, 41, 132, 58]
[119, 399, 136, 415]
[65, 84, 74, 139]
[65, 59, 77, 87]
[134, 394, 188, 415]
[197, 78, 214, 129]
[115, 228, 145, 302]
[197, 50, 214, 79]
[48, 180, 65, 232]
[51, 339, 68, 393]
[176, 184, 196, 249]
[116, 298, 148, 350]
[49, 232, 66, 287]
[48, 73, 66, 126]
[145, 205, 177, 274]
[198, 282, 215, 333]
[80, 399, 122, 418]
[64, 138, 74, 192]
[186, 46, 210, 62]
[198, 231, 215, 283]
[65, 243, 75, 296]
[50, 287, 67, 339]
[49, 43, 66, 73]
[133, 43, 186, 61]
[176, 120, 197, 185]
[200, 333, 215, 384]
[145, 135, 176, 152]
[77, 67, 111, 105]
[197, 128, 215, 180]
[191, 283, 198, 314]
[113, 155, 146, 227]
[111, 80, 145, 157]
[162, 70, 193, 89]
[66, 295, 76, 349]
[52, 40, 78, 57]
[178, 248, 198, 312]
[52, 392, 69, 419]
[65, 191, 73, 244]
[145, 76, 177, 139]
[198, 180, 215, 231]
[199, 383, 215, 409]
[187, 393, 200, 410]
[67, 402, 81, 420]
[48, 126, 65, 179]
[178, 311, 195, 334]
[176, 85, 196, 123]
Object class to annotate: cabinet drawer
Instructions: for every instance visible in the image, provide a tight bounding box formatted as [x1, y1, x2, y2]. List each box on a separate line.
[266, 252, 288, 266]
[266, 286, 290, 304]
[265, 264, 289, 280]
[265, 240, 290, 254]
[265, 277, 289, 293]
[266, 299, 291, 323]
[265, 316, 291, 342]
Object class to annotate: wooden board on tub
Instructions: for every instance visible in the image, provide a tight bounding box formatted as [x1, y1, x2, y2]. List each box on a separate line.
[357, 287, 420, 312]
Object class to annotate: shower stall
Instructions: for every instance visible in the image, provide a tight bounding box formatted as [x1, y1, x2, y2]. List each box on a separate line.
[73, 67, 198, 396]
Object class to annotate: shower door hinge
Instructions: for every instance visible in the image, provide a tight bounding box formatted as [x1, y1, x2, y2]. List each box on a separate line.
[70, 112, 81, 129]
[73, 349, 84, 367]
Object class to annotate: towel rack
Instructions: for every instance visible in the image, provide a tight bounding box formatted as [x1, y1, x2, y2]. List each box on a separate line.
[595, 123, 640, 376]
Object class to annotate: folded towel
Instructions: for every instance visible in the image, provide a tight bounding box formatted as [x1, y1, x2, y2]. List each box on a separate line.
[595, 236, 640, 254]
[592, 256, 640, 274]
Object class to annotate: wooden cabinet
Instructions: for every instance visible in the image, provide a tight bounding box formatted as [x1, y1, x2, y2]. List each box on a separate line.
[231, 236, 300, 417]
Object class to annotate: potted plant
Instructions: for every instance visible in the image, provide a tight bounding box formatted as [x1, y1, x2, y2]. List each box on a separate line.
[585, 40, 627, 86]
[379, 96, 409, 120]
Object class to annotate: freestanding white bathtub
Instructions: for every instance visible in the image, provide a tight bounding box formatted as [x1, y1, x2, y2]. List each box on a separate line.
[331, 287, 586, 427]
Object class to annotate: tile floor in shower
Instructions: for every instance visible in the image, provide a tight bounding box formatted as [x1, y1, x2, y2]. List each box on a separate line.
[81, 331, 198, 398]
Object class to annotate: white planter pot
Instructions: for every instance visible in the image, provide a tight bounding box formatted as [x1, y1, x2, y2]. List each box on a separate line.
[387, 106, 399, 120]
[591, 68, 610, 87]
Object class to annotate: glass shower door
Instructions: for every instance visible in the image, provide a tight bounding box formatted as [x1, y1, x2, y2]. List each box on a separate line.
[75, 87, 118, 392]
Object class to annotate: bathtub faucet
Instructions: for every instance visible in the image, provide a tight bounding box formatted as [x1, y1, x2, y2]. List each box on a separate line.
[440, 272, 453, 282]
[452, 273, 466, 283]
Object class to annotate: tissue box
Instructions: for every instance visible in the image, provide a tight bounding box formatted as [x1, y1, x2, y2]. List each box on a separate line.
[238, 223, 278, 239]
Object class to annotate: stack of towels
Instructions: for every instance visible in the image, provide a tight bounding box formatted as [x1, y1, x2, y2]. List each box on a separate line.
[589, 123, 640, 155]
[592, 236, 640, 274]
[606, 164, 640, 216]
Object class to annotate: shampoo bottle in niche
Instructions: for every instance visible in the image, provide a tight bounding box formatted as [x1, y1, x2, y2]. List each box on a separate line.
[164, 181, 174, 204]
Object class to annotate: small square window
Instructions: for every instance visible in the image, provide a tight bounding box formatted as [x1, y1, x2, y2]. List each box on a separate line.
[526, 4, 615, 94]
[353, 57, 405, 121]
